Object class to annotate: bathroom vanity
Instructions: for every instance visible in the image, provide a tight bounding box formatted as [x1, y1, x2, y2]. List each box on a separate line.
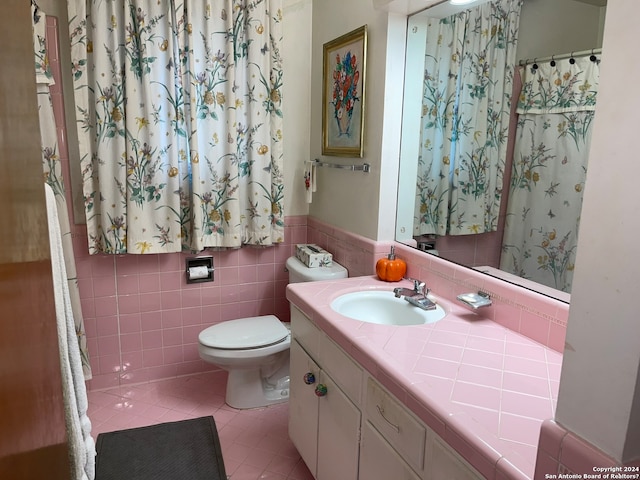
[286, 276, 563, 480]
[289, 305, 482, 480]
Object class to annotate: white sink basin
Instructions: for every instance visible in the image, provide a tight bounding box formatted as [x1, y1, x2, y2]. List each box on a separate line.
[330, 290, 446, 326]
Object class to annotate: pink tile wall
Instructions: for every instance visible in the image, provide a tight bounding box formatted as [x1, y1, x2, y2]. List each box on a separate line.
[72, 221, 305, 391]
[534, 420, 640, 479]
[306, 216, 387, 277]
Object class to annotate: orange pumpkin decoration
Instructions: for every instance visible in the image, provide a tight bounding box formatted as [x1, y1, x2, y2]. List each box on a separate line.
[376, 246, 407, 282]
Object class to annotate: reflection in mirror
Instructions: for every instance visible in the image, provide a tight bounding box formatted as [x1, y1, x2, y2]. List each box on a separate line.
[396, 0, 607, 299]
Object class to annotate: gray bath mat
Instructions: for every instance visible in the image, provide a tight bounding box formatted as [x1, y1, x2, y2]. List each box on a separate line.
[95, 416, 226, 480]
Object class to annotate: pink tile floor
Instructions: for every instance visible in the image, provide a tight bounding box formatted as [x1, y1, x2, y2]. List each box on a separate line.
[88, 371, 314, 480]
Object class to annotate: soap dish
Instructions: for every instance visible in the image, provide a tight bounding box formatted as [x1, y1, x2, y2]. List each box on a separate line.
[457, 292, 492, 309]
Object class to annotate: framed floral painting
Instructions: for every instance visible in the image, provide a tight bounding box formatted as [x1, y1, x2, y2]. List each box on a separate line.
[322, 25, 367, 157]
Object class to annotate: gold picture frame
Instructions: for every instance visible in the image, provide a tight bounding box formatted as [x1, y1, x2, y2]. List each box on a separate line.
[322, 25, 367, 157]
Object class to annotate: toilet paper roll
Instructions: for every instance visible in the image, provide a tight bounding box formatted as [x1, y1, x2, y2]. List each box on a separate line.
[188, 266, 210, 280]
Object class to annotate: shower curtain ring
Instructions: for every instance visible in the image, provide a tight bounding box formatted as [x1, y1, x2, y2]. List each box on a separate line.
[569, 52, 576, 64]
[590, 49, 597, 62]
[532, 58, 538, 70]
[550, 55, 556, 67]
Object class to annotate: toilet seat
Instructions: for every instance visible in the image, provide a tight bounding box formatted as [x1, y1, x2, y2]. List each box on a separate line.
[199, 315, 288, 350]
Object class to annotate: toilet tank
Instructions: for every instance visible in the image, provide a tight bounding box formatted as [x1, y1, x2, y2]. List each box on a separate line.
[286, 256, 348, 283]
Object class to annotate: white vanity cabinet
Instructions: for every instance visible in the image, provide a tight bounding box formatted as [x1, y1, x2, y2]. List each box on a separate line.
[359, 421, 421, 480]
[427, 433, 484, 480]
[289, 305, 483, 480]
[363, 377, 483, 480]
[289, 307, 362, 480]
[289, 339, 320, 474]
[365, 377, 426, 470]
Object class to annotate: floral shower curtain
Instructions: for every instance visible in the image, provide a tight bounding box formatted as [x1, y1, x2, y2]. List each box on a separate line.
[67, 0, 284, 254]
[33, 3, 92, 379]
[500, 56, 599, 292]
[414, 0, 522, 237]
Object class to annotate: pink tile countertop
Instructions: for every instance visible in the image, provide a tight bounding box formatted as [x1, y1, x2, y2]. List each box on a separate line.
[286, 275, 563, 480]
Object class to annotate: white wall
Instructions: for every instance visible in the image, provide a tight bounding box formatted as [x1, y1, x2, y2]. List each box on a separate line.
[282, 0, 313, 216]
[556, 0, 640, 462]
[308, 0, 394, 241]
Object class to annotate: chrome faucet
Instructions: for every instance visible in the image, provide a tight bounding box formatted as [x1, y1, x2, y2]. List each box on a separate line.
[393, 279, 437, 311]
[393, 278, 426, 298]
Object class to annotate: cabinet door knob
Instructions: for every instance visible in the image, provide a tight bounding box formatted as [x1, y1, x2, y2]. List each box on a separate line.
[303, 372, 316, 385]
[314, 384, 328, 397]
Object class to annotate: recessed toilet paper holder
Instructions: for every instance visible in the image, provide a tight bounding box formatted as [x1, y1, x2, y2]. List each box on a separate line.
[186, 255, 214, 284]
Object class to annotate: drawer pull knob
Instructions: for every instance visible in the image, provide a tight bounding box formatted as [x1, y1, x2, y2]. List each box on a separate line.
[376, 404, 400, 432]
[303, 372, 316, 385]
[315, 384, 328, 397]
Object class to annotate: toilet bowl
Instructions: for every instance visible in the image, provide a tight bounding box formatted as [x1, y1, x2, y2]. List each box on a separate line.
[197, 255, 347, 409]
[198, 315, 292, 409]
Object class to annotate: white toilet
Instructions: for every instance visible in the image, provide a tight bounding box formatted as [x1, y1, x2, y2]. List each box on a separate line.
[198, 255, 347, 409]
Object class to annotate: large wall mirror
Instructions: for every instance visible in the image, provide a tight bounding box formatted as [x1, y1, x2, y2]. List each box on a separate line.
[396, 0, 607, 301]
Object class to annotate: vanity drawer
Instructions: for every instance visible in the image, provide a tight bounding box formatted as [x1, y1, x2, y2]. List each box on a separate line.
[365, 377, 426, 473]
[290, 305, 321, 360]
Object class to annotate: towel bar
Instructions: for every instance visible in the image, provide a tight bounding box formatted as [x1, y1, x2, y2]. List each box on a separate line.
[313, 158, 370, 173]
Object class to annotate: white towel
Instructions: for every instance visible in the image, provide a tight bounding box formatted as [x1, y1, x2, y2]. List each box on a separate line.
[304, 160, 317, 204]
[45, 184, 96, 480]
[312, 161, 317, 193]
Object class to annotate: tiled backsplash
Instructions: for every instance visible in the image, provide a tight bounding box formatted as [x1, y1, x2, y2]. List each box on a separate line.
[308, 217, 569, 354]
[397, 243, 569, 353]
[306, 216, 388, 278]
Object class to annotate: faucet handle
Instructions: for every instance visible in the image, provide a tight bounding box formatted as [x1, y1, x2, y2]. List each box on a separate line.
[403, 277, 427, 295]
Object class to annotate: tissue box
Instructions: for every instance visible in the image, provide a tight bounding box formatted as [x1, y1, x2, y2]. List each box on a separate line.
[296, 244, 333, 268]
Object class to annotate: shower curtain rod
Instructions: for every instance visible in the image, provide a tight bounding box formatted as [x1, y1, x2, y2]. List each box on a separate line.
[518, 48, 602, 67]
